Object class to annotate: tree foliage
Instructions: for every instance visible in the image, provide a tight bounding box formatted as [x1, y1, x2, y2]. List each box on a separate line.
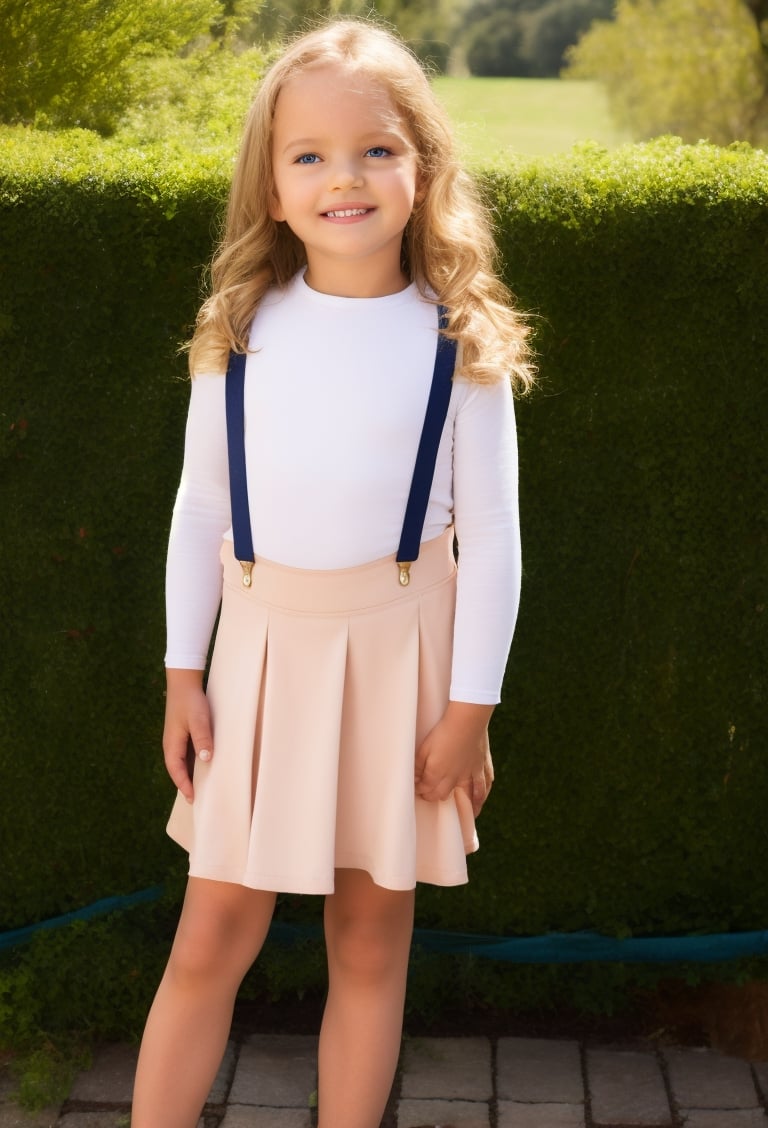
[0, 0, 458, 136]
[0, 0, 224, 133]
[118, 47, 271, 152]
[565, 0, 768, 145]
[462, 0, 612, 77]
[247, 0, 454, 70]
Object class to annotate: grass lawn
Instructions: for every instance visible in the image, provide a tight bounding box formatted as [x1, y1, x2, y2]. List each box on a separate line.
[431, 76, 628, 162]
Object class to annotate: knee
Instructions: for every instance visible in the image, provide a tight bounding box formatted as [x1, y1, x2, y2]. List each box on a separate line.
[166, 889, 273, 991]
[327, 912, 412, 984]
[330, 918, 392, 982]
[166, 917, 232, 989]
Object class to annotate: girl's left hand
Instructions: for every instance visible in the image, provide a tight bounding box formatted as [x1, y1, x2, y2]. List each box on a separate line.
[414, 701, 495, 817]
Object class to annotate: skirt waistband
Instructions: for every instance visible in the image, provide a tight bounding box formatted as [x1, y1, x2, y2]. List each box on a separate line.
[221, 527, 456, 615]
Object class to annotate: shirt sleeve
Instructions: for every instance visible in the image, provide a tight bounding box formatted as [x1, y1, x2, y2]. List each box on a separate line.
[449, 376, 521, 704]
[164, 373, 231, 669]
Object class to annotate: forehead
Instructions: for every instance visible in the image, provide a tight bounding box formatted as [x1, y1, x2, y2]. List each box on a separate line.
[272, 63, 406, 139]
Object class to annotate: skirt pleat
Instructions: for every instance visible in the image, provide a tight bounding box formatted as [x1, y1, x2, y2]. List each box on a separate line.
[166, 526, 478, 893]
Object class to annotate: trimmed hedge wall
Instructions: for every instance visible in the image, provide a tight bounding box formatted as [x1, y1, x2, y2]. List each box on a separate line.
[1, 134, 767, 957]
[1, 132, 230, 930]
[485, 140, 768, 938]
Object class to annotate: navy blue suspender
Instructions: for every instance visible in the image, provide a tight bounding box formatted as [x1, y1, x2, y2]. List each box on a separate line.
[225, 305, 457, 588]
[224, 348, 256, 587]
[394, 307, 456, 585]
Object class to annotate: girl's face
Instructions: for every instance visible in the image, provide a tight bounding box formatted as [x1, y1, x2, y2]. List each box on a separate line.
[269, 64, 420, 298]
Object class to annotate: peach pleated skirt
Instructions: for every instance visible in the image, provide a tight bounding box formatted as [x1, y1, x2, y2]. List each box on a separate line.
[166, 526, 478, 893]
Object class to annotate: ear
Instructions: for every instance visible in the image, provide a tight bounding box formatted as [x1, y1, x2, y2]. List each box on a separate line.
[413, 170, 428, 207]
[266, 173, 284, 219]
[268, 184, 285, 222]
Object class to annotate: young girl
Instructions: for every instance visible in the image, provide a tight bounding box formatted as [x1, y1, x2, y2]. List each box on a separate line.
[132, 17, 532, 1128]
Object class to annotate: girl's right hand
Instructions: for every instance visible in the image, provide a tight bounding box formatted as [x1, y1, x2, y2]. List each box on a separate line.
[162, 668, 214, 803]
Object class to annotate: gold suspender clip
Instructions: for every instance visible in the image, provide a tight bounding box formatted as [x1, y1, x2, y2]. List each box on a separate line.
[398, 562, 412, 587]
[240, 561, 254, 588]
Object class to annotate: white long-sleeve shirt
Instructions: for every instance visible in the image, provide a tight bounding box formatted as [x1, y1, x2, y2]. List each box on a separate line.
[165, 271, 521, 703]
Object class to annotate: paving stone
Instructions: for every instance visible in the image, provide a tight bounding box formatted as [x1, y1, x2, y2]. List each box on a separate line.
[68, 1040, 234, 1110]
[57, 1115, 201, 1128]
[497, 1101, 586, 1127]
[497, 1037, 583, 1103]
[220, 1107, 312, 1128]
[228, 1034, 317, 1108]
[397, 1097, 490, 1127]
[587, 1048, 672, 1126]
[400, 1038, 492, 1101]
[678, 1111, 768, 1127]
[55, 1115, 129, 1127]
[69, 1046, 137, 1105]
[206, 1042, 237, 1105]
[664, 1048, 759, 1110]
[0, 1107, 60, 1128]
[753, 1062, 768, 1103]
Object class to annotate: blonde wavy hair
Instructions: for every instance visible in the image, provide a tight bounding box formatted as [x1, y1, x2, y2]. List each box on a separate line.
[188, 18, 534, 390]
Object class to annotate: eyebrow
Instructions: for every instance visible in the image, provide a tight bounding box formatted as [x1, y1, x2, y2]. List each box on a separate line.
[280, 139, 320, 154]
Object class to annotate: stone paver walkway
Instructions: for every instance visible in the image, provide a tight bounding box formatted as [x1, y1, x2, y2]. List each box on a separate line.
[1, 1036, 767, 1127]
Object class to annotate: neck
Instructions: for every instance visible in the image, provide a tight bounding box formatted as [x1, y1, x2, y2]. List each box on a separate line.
[303, 260, 410, 299]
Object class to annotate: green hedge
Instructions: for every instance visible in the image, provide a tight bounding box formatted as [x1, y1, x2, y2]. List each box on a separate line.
[483, 139, 768, 937]
[1, 132, 767, 965]
[1, 130, 230, 930]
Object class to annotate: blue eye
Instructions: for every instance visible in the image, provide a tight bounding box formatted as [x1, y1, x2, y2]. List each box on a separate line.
[296, 153, 320, 164]
[366, 146, 390, 158]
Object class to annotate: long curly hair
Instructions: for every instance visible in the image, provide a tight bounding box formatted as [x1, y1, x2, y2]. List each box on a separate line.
[188, 18, 534, 391]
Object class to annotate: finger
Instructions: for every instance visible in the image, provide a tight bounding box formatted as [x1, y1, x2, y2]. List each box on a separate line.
[164, 733, 194, 803]
[416, 775, 454, 803]
[190, 728, 213, 764]
[183, 723, 215, 802]
[415, 777, 437, 800]
[187, 700, 214, 762]
[455, 776, 480, 814]
[414, 745, 439, 790]
[470, 775, 488, 817]
[414, 740, 429, 783]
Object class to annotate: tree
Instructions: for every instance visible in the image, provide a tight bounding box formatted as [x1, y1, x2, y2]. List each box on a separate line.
[521, 0, 613, 77]
[464, 6, 530, 76]
[210, 0, 265, 46]
[742, 0, 768, 131]
[249, 0, 366, 46]
[564, 0, 768, 145]
[0, 0, 221, 133]
[248, 0, 455, 71]
[462, 0, 612, 77]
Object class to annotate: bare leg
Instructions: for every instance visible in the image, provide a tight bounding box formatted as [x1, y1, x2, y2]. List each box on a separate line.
[318, 869, 415, 1128]
[132, 877, 276, 1128]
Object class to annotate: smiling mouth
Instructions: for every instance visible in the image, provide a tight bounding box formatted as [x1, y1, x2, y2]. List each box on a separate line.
[323, 208, 371, 218]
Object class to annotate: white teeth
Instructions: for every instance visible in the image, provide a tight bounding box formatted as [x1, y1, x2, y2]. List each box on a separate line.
[326, 208, 368, 217]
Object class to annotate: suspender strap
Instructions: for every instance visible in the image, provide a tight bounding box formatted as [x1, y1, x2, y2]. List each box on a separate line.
[225, 305, 456, 589]
[395, 306, 456, 585]
[224, 349, 255, 588]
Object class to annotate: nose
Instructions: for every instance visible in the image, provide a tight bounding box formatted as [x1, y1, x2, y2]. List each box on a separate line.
[328, 156, 364, 191]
